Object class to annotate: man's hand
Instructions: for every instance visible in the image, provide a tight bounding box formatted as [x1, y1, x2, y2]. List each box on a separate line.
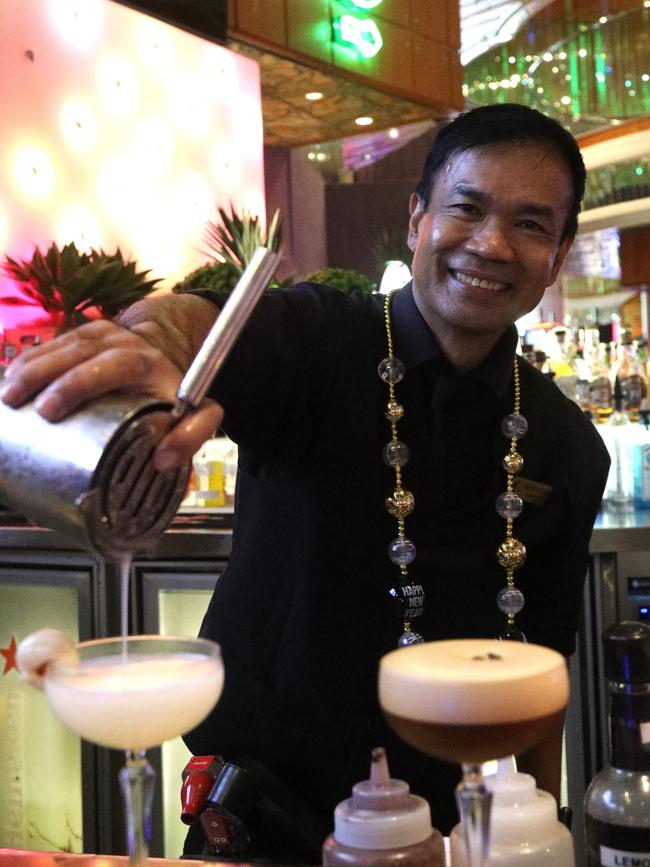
[0, 293, 224, 469]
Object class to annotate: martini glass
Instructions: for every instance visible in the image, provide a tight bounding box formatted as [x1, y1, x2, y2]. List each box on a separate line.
[378, 639, 568, 867]
[43, 635, 224, 866]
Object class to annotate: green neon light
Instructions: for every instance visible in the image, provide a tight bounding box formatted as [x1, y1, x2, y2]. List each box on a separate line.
[334, 14, 383, 59]
[350, 0, 383, 8]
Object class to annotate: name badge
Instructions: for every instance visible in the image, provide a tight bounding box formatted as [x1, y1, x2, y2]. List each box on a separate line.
[512, 476, 553, 506]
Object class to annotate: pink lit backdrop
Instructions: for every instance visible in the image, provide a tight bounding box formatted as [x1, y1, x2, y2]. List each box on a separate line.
[0, 0, 265, 342]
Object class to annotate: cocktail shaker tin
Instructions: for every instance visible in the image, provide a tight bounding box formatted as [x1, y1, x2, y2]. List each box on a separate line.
[0, 373, 190, 559]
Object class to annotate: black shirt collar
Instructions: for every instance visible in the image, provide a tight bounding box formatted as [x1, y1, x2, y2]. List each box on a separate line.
[390, 282, 519, 401]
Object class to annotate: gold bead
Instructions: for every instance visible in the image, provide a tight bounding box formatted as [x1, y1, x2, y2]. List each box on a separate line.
[386, 489, 415, 518]
[503, 452, 524, 474]
[496, 538, 526, 570]
[385, 400, 404, 422]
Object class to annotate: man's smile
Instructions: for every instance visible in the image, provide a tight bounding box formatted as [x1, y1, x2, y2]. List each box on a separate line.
[449, 268, 510, 292]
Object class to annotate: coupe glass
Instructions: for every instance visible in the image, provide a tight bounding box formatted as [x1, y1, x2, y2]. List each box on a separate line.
[379, 639, 568, 867]
[43, 635, 224, 866]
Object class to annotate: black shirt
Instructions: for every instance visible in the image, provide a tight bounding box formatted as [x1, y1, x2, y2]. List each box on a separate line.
[184, 282, 609, 842]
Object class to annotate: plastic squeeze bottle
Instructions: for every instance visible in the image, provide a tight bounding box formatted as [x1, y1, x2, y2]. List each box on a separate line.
[322, 747, 444, 867]
[450, 756, 574, 866]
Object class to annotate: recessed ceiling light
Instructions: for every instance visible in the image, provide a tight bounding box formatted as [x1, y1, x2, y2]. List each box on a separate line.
[305, 92, 324, 101]
[355, 116, 373, 126]
[388, 128, 399, 139]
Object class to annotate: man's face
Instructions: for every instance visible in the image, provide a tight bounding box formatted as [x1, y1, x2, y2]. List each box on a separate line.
[408, 142, 574, 347]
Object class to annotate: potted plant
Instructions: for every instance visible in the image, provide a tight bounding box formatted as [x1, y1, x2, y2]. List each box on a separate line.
[303, 266, 376, 294]
[172, 203, 287, 303]
[1, 242, 160, 333]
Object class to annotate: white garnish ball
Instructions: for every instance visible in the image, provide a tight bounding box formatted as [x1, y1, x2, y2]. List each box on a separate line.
[16, 629, 79, 689]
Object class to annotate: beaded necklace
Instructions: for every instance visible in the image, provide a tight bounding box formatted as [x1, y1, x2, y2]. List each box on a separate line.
[378, 291, 528, 647]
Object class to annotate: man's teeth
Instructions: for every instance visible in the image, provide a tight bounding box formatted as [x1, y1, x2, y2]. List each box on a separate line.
[454, 271, 508, 291]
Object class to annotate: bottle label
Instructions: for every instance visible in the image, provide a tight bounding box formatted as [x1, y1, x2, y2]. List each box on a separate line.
[641, 446, 650, 501]
[586, 815, 650, 865]
[641, 721, 650, 744]
[600, 846, 650, 866]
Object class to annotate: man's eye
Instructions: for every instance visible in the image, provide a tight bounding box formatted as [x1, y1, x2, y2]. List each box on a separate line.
[451, 202, 478, 214]
[518, 219, 545, 232]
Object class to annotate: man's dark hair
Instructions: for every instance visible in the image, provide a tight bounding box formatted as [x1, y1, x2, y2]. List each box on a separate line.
[415, 103, 586, 240]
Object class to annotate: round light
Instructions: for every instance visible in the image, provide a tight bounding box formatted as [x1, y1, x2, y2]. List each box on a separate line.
[542, 52, 553, 62]
[578, 49, 588, 58]
[599, 15, 607, 23]
[14, 147, 55, 198]
[561, 96, 572, 105]
[388, 128, 399, 139]
[305, 92, 324, 101]
[355, 116, 373, 126]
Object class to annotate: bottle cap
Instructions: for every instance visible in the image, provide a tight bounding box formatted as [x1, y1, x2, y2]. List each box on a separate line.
[485, 756, 569, 846]
[333, 747, 432, 850]
[603, 620, 650, 683]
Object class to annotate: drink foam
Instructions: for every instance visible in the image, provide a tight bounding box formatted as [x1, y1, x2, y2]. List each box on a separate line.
[379, 639, 568, 725]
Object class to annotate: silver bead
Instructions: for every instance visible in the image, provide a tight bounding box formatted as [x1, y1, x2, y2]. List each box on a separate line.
[378, 357, 405, 384]
[388, 537, 416, 565]
[383, 440, 409, 468]
[496, 586, 525, 615]
[495, 492, 523, 519]
[398, 629, 424, 647]
[502, 413, 528, 438]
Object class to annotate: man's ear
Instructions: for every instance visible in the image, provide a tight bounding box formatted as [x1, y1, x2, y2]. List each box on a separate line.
[548, 234, 574, 286]
[407, 193, 424, 254]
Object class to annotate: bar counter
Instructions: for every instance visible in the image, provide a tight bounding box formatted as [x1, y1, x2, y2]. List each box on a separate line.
[0, 851, 210, 866]
[0, 851, 311, 867]
[0, 508, 647, 867]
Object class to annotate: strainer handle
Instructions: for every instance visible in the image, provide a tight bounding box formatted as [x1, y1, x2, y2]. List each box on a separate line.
[171, 245, 279, 421]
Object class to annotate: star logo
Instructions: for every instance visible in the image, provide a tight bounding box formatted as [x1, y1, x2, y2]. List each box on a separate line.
[1, 636, 17, 675]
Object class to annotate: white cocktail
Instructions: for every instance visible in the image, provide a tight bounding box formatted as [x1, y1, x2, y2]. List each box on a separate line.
[379, 639, 568, 867]
[45, 646, 223, 751]
[18, 633, 223, 866]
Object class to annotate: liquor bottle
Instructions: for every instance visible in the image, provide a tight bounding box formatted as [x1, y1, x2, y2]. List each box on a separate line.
[588, 343, 613, 423]
[600, 379, 634, 509]
[584, 621, 650, 865]
[632, 406, 650, 509]
[617, 343, 647, 423]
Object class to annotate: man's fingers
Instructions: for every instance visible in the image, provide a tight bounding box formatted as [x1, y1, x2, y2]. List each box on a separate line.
[0, 320, 183, 419]
[154, 401, 224, 470]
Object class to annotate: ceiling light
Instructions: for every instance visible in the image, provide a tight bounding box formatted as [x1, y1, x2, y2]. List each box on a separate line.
[355, 116, 373, 126]
[305, 92, 323, 101]
[388, 128, 399, 139]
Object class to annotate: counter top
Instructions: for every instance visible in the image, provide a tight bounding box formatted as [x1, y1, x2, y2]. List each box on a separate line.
[589, 507, 650, 552]
[0, 851, 303, 866]
[0, 852, 208, 866]
[2, 508, 650, 556]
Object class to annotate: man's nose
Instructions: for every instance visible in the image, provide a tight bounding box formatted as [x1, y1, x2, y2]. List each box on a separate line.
[464, 219, 515, 261]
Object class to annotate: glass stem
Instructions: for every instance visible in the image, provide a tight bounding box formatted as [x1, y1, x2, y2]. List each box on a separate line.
[456, 762, 492, 867]
[119, 749, 156, 867]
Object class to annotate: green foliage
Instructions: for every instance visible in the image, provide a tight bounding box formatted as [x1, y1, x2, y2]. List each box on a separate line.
[1, 242, 160, 329]
[174, 203, 289, 302]
[172, 261, 239, 306]
[304, 266, 376, 294]
[203, 203, 283, 272]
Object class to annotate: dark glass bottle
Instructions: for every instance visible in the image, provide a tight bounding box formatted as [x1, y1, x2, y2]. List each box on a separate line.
[584, 621, 650, 865]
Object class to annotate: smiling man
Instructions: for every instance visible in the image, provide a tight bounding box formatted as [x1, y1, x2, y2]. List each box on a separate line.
[1, 103, 609, 861]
